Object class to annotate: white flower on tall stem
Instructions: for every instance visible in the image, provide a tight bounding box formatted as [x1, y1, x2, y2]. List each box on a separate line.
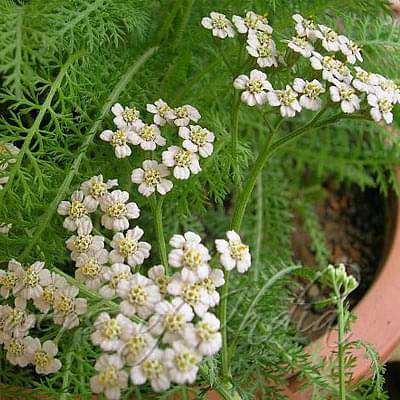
[100, 127, 135, 159]
[131, 121, 166, 151]
[117, 273, 161, 319]
[111, 103, 141, 129]
[33, 272, 67, 314]
[91, 312, 132, 352]
[246, 34, 278, 68]
[149, 298, 194, 344]
[146, 99, 173, 126]
[26, 338, 62, 375]
[287, 36, 314, 58]
[267, 85, 302, 117]
[100, 190, 140, 232]
[130, 348, 171, 392]
[197, 266, 225, 307]
[57, 190, 95, 232]
[329, 81, 361, 114]
[148, 265, 170, 296]
[4, 336, 34, 367]
[1, 304, 35, 339]
[119, 322, 156, 366]
[162, 146, 201, 180]
[338, 36, 363, 64]
[215, 230, 251, 273]
[75, 248, 109, 289]
[168, 231, 211, 280]
[233, 69, 273, 106]
[318, 24, 340, 52]
[14, 261, 51, 303]
[232, 11, 272, 35]
[201, 12, 235, 39]
[80, 175, 118, 210]
[178, 125, 215, 158]
[167, 273, 210, 317]
[90, 354, 128, 400]
[99, 263, 133, 299]
[66, 219, 105, 261]
[131, 160, 173, 197]
[165, 341, 201, 384]
[53, 284, 87, 330]
[0, 259, 23, 299]
[310, 53, 352, 84]
[292, 14, 320, 39]
[367, 93, 394, 124]
[293, 78, 325, 111]
[110, 227, 151, 267]
[165, 105, 201, 127]
[182, 312, 222, 356]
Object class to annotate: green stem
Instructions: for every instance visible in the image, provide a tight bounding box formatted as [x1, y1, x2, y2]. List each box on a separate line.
[231, 92, 241, 185]
[151, 195, 169, 274]
[219, 269, 231, 382]
[337, 296, 346, 400]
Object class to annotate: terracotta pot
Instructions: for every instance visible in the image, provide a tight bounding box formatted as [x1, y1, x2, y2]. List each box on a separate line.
[285, 170, 400, 399]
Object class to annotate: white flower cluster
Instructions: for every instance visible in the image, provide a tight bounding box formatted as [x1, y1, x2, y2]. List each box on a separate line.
[0, 259, 87, 375]
[100, 99, 215, 195]
[203, 11, 399, 124]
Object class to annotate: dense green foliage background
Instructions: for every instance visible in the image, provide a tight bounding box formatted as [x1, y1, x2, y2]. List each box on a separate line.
[0, 0, 399, 398]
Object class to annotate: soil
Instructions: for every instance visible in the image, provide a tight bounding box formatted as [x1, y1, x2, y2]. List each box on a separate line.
[291, 181, 387, 342]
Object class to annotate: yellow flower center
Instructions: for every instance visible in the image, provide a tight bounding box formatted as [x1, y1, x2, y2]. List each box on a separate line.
[321, 56, 337, 71]
[111, 130, 127, 147]
[54, 294, 74, 315]
[118, 237, 138, 257]
[278, 88, 297, 106]
[8, 338, 24, 356]
[230, 241, 248, 260]
[110, 272, 131, 289]
[102, 319, 121, 339]
[0, 271, 18, 289]
[98, 367, 118, 386]
[155, 275, 168, 294]
[174, 149, 192, 167]
[35, 351, 50, 369]
[90, 182, 107, 199]
[324, 29, 338, 42]
[189, 126, 208, 147]
[258, 42, 273, 57]
[256, 31, 272, 44]
[182, 284, 200, 306]
[23, 266, 40, 288]
[73, 235, 92, 252]
[165, 312, 185, 332]
[293, 36, 309, 49]
[246, 79, 264, 94]
[9, 309, 25, 326]
[42, 286, 56, 304]
[144, 168, 161, 186]
[143, 359, 164, 377]
[107, 202, 127, 218]
[244, 15, 258, 29]
[200, 277, 215, 293]
[303, 18, 316, 30]
[379, 99, 393, 113]
[212, 15, 228, 29]
[175, 106, 189, 119]
[128, 285, 147, 305]
[158, 104, 170, 117]
[304, 82, 323, 99]
[339, 86, 355, 101]
[126, 335, 146, 355]
[175, 351, 198, 372]
[81, 259, 101, 279]
[197, 321, 215, 341]
[356, 70, 370, 83]
[182, 248, 202, 269]
[69, 200, 87, 219]
[121, 107, 139, 123]
[140, 125, 157, 141]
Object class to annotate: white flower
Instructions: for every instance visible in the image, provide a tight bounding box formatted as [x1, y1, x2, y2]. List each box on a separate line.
[66, 219, 105, 261]
[338, 35, 363, 64]
[57, 190, 95, 232]
[75, 248, 109, 289]
[288, 36, 314, 58]
[375, 75, 400, 104]
[4, 336, 34, 367]
[293, 78, 325, 111]
[149, 298, 194, 344]
[91, 312, 132, 352]
[148, 265, 170, 296]
[130, 348, 170, 392]
[162, 146, 201, 180]
[292, 14, 319, 39]
[367, 93, 394, 124]
[110, 227, 151, 267]
[182, 313, 222, 356]
[0, 143, 19, 170]
[131, 160, 173, 197]
[167, 273, 210, 317]
[246, 34, 278, 68]
[168, 231, 211, 280]
[310, 52, 352, 84]
[131, 121, 166, 151]
[14, 261, 52, 303]
[111, 103, 141, 129]
[267, 85, 302, 117]
[165, 341, 201, 385]
[178, 125, 215, 158]
[119, 322, 156, 366]
[80, 175, 118, 210]
[99, 263, 133, 299]
[165, 105, 201, 127]
[197, 266, 224, 307]
[100, 127, 135, 159]
[27, 338, 62, 375]
[53, 284, 87, 330]
[146, 99, 173, 126]
[318, 24, 340, 52]
[233, 69, 272, 106]
[0, 304, 35, 340]
[352, 67, 379, 93]
[33, 272, 67, 314]
[215, 230, 251, 273]
[90, 354, 128, 400]
[100, 190, 140, 232]
[0, 259, 23, 299]
[329, 82, 361, 114]
[201, 12, 235, 39]
[232, 11, 272, 35]
[0, 223, 11, 234]
[117, 273, 161, 319]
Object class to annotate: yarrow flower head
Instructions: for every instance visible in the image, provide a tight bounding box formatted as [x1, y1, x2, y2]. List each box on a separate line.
[310, 52, 352, 84]
[234, 69, 273, 106]
[75, 248, 109, 289]
[178, 125, 215, 158]
[148, 265, 170, 295]
[367, 92, 394, 124]
[146, 99, 173, 126]
[292, 14, 320, 39]
[166, 105, 201, 127]
[111, 103, 141, 129]
[162, 146, 201, 180]
[131, 121, 166, 151]
[329, 81, 361, 114]
[338, 36, 363, 64]
[317, 24, 340, 52]
[246, 34, 278, 68]
[80, 175, 118, 210]
[288, 35, 314, 58]
[3, 336, 33, 367]
[267, 85, 302, 117]
[293, 78, 325, 111]
[201, 12, 235, 39]
[100, 127, 135, 159]
[27, 338, 62, 375]
[99, 263, 133, 299]
[0, 259, 24, 299]
[131, 160, 173, 197]
[233, 11, 272, 35]
[352, 67, 379, 93]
